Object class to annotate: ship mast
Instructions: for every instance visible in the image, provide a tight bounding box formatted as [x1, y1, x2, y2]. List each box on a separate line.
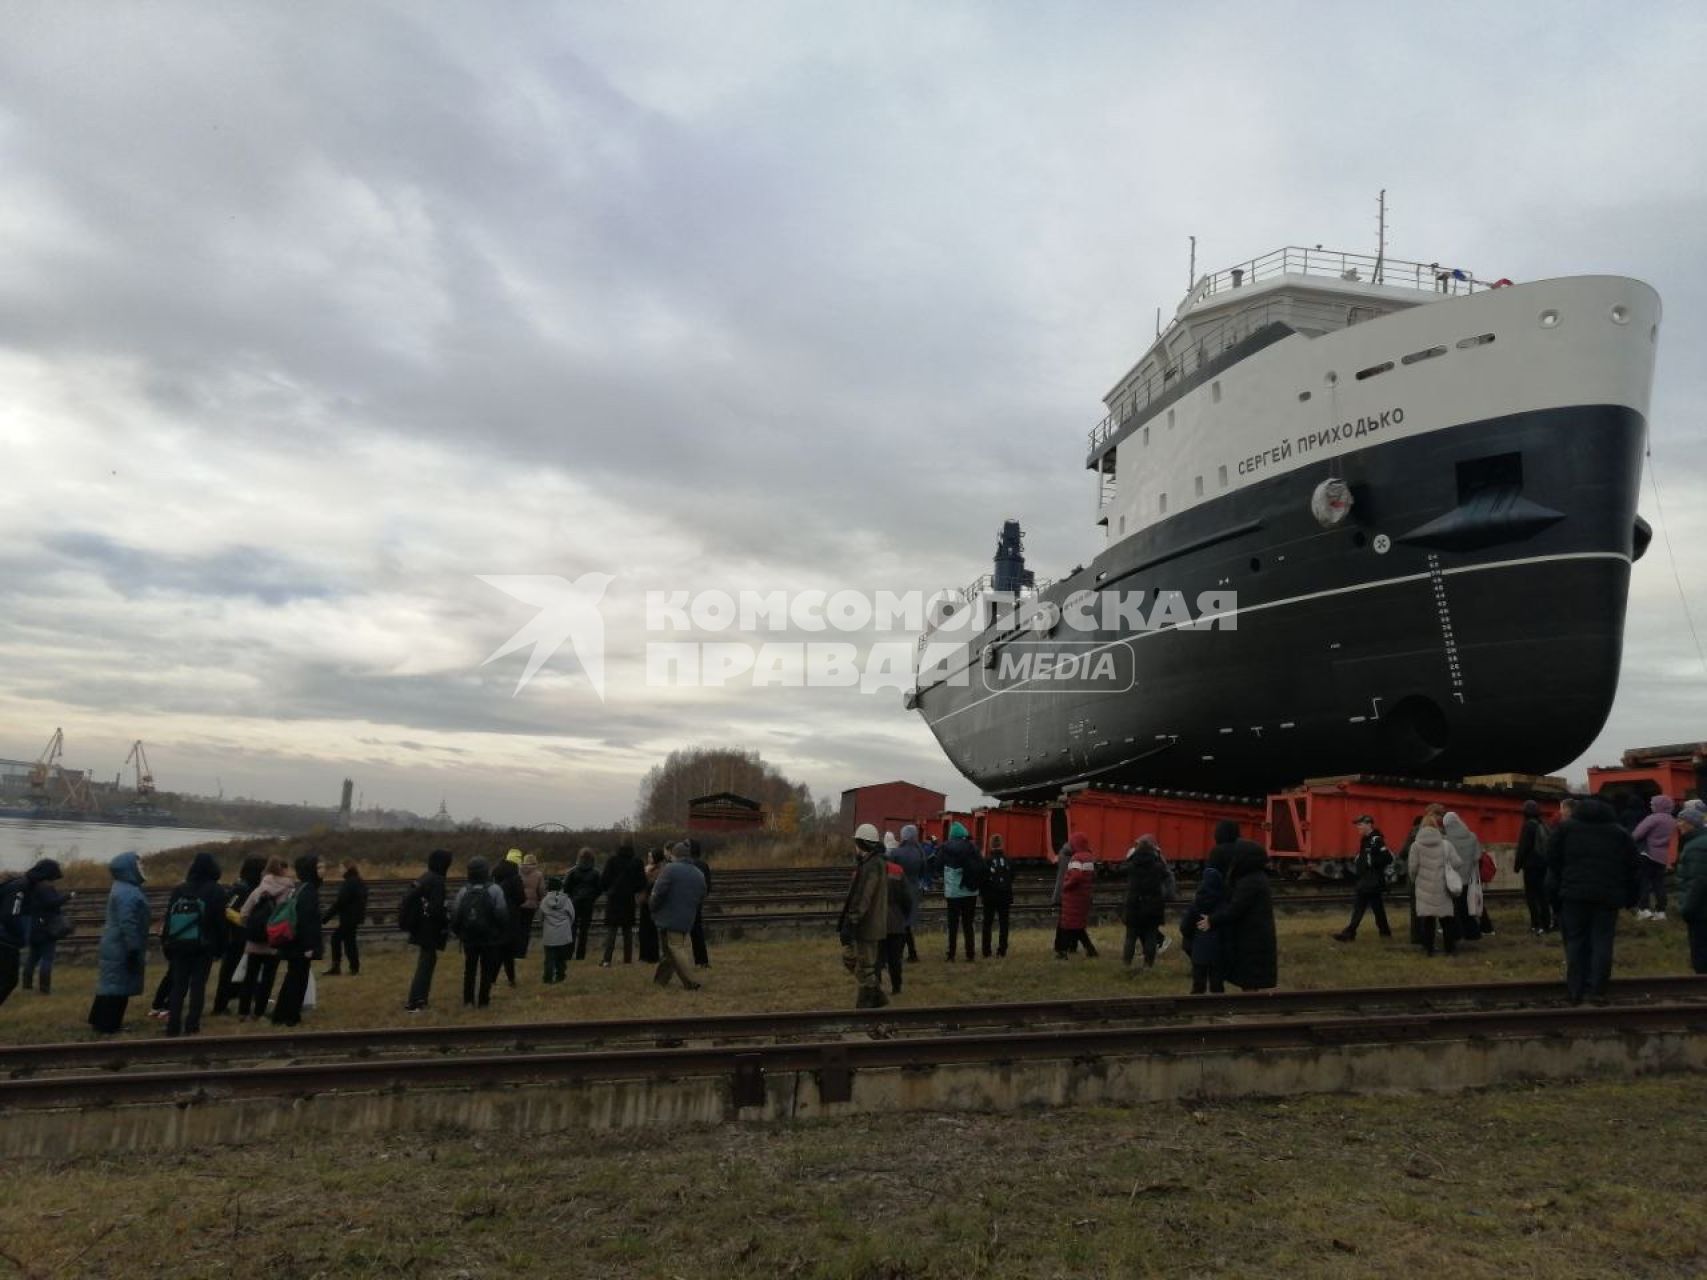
[1374, 189, 1387, 285]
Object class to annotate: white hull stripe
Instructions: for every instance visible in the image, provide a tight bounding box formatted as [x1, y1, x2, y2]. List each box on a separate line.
[925, 550, 1633, 727]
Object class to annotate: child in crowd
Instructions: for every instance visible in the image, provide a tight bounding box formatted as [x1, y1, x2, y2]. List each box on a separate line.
[540, 876, 576, 984]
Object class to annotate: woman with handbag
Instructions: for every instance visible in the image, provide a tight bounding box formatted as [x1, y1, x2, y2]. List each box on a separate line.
[1408, 811, 1463, 957]
[1443, 812, 1490, 940]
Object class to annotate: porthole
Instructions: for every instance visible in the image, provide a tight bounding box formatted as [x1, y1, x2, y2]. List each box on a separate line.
[1610, 304, 1630, 325]
[1539, 309, 1560, 328]
[1249, 556, 1262, 572]
[1324, 371, 1338, 385]
[1298, 390, 1312, 402]
[1650, 325, 1659, 343]
[1352, 530, 1368, 548]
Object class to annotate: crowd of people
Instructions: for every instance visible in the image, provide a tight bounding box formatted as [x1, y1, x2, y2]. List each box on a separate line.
[2, 785, 1703, 1027]
[834, 817, 1282, 1007]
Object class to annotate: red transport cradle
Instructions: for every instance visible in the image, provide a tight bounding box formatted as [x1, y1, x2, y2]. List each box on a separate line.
[921, 743, 1704, 879]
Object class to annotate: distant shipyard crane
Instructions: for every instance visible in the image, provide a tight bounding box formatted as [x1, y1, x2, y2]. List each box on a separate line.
[125, 740, 157, 799]
[26, 728, 64, 801]
[27, 727, 97, 812]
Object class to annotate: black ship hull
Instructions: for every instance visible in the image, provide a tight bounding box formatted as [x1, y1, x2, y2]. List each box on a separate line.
[917, 404, 1646, 798]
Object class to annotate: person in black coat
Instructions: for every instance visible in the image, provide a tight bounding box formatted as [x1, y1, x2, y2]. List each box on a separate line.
[1512, 800, 1553, 935]
[600, 843, 646, 966]
[980, 835, 1015, 958]
[21, 859, 69, 996]
[1334, 816, 1394, 942]
[1180, 865, 1227, 993]
[688, 840, 713, 967]
[160, 851, 228, 1037]
[1200, 844, 1277, 991]
[211, 855, 266, 1015]
[269, 854, 323, 1026]
[1206, 819, 1265, 877]
[492, 858, 527, 986]
[1549, 795, 1641, 1003]
[404, 849, 453, 1012]
[565, 848, 603, 963]
[322, 861, 369, 976]
[1121, 836, 1173, 968]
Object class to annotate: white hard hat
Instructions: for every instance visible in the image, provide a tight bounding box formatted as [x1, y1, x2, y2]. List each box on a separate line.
[853, 823, 881, 844]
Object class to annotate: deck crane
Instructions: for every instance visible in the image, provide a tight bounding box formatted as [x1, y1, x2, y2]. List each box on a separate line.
[125, 740, 157, 799]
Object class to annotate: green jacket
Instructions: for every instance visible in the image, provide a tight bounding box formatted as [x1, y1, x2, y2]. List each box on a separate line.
[1678, 830, 1707, 923]
[842, 853, 888, 943]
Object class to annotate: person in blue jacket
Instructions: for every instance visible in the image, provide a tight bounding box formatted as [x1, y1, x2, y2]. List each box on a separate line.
[88, 851, 151, 1035]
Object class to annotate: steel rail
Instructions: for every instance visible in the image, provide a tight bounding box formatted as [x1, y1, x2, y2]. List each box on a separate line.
[5, 977, 1703, 1078]
[3, 996, 1704, 1110]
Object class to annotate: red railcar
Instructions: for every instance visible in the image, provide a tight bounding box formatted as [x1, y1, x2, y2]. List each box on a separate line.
[1266, 775, 1559, 878]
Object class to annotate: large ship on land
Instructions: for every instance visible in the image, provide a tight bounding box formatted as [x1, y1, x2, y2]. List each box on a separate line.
[911, 244, 1661, 799]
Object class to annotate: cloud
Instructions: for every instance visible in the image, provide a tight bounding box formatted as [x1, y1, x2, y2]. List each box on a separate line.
[2, 2, 1705, 823]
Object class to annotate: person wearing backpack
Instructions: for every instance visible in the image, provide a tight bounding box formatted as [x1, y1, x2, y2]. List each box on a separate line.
[87, 851, 151, 1035]
[0, 862, 59, 1007]
[237, 857, 296, 1020]
[980, 834, 1015, 959]
[160, 851, 228, 1037]
[403, 849, 454, 1012]
[938, 822, 981, 962]
[210, 855, 267, 1016]
[18, 860, 69, 997]
[322, 861, 369, 977]
[270, 854, 324, 1026]
[1122, 835, 1173, 969]
[452, 856, 509, 1007]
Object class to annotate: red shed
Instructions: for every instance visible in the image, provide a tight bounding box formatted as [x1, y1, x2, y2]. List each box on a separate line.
[840, 781, 948, 839]
[687, 792, 766, 834]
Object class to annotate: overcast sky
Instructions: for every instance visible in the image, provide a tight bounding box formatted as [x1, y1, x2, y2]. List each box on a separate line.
[3, 1, 1706, 827]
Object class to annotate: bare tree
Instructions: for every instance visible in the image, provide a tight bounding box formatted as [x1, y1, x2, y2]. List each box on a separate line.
[634, 747, 817, 829]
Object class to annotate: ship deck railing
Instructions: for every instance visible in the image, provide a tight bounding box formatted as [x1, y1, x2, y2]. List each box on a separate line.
[917, 574, 1055, 649]
[1086, 246, 1494, 456]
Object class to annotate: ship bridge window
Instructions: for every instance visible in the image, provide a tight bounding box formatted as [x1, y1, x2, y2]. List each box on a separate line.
[1195, 475, 1204, 497]
[1355, 360, 1394, 381]
[1159, 492, 1168, 514]
[1456, 332, 1496, 349]
[1143, 426, 1150, 446]
[1457, 452, 1522, 501]
[1218, 465, 1228, 487]
[1212, 381, 1222, 403]
[1168, 408, 1175, 429]
[1402, 345, 1448, 365]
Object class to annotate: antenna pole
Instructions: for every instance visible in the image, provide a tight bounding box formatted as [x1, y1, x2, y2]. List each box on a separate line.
[1188, 235, 1197, 289]
[1374, 189, 1386, 284]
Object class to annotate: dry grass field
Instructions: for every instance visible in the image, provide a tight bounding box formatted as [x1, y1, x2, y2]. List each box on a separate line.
[3, 910, 1702, 1278]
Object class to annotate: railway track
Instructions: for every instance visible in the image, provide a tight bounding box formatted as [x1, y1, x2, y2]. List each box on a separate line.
[2, 977, 1703, 1119]
[5, 976, 1703, 1082]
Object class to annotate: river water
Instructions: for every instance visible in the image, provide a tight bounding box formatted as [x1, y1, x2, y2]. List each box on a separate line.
[0, 817, 261, 873]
